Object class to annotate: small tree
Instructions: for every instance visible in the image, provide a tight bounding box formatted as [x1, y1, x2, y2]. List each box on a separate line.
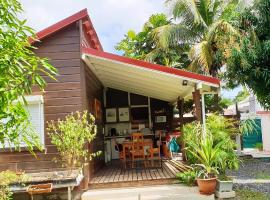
[0, 0, 57, 151]
[47, 111, 100, 172]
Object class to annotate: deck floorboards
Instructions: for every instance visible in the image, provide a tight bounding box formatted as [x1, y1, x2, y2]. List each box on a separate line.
[89, 160, 181, 188]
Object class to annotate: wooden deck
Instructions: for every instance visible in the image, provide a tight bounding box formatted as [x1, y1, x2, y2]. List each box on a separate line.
[89, 160, 181, 188]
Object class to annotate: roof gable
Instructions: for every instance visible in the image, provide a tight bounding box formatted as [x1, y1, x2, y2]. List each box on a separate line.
[30, 9, 102, 50]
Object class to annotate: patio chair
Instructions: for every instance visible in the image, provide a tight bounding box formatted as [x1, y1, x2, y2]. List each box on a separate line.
[148, 131, 162, 167]
[130, 133, 145, 168]
[131, 132, 144, 142]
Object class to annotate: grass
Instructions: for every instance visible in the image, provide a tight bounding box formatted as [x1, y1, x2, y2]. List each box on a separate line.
[256, 172, 270, 180]
[235, 189, 270, 200]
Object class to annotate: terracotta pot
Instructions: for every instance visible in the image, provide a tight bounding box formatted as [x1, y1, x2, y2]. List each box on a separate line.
[197, 177, 217, 195]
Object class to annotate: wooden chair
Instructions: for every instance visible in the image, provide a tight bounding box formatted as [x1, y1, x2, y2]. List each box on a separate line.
[148, 131, 162, 167]
[113, 138, 127, 169]
[130, 133, 145, 168]
[131, 132, 144, 142]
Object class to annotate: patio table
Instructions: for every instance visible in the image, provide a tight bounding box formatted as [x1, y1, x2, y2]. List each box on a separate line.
[122, 139, 162, 169]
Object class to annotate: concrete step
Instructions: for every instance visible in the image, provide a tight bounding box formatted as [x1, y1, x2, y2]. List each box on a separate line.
[82, 184, 214, 200]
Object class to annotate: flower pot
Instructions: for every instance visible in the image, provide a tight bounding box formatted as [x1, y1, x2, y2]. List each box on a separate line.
[216, 179, 233, 192]
[197, 177, 217, 195]
[27, 183, 53, 195]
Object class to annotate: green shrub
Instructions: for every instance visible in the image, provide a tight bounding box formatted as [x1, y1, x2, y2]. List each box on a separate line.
[182, 113, 240, 177]
[255, 143, 263, 151]
[47, 111, 101, 172]
[176, 170, 196, 186]
[0, 170, 29, 200]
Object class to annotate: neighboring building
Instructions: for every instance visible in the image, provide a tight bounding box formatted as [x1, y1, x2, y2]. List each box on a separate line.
[0, 9, 220, 187]
[224, 93, 270, 151]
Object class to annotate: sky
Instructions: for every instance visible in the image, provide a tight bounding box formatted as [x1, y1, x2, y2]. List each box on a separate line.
[20, 0, 165, 53]
[20, 0, 241, 99]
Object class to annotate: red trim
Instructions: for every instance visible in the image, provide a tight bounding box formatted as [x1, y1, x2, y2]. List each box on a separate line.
[257, 111, 270, 115]
[30, 9, 102, 50]
[82, 46, 220, 86]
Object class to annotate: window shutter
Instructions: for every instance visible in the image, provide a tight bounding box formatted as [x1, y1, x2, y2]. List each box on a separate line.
[1, 95, 44, 148]
[26, 98, 44, 146]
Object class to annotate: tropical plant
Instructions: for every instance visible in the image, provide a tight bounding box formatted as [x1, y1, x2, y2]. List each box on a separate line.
[183, 114, 240, 177]
[0, 0, 57, 151]
[224, 0, 270, 109]
[182, 121, 202, 164]
[154, 0, 242, 76]
[187, 134, 222, 179]
[240, 118, 260, 135]
[116, 13, 190, 68]
[233, 88, 249, 103]
[204, 94, 233, 113]
[47, 111, 100, 172]
[176, 169, 196, 186]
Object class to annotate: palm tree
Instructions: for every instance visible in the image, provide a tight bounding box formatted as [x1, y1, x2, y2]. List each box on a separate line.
[154, 0, 242, 76]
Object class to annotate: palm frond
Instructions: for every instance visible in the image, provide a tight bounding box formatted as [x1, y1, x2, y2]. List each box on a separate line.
[166, 0, 207, 27]
[152, 23, 202, 48]
[188, 41, 213, 72]
[207, 20, 240, 42]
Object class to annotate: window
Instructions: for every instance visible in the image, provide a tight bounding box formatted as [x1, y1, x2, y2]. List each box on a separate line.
[24, 95, 45, 146]
[2, 95, 44, 148]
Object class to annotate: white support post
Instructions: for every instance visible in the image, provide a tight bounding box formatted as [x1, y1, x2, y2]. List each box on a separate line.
[148, 97, 151, 129]
[201, 93, 206, 140]
[68, 186, 72, 200]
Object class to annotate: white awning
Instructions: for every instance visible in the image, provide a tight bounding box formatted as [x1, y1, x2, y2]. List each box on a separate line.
[82, 47, 220, 103]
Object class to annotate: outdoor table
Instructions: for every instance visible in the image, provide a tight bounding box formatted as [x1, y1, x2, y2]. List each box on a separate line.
[122, 139, 162, 170]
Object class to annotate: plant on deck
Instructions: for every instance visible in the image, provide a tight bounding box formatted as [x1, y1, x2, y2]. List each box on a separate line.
[47, 111, 101, 172]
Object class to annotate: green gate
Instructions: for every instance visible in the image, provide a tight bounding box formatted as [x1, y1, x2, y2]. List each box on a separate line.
[242, 118, 262, 148]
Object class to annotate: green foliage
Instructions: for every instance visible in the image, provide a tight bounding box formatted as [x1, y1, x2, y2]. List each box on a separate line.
[183, 114, 240, 177]
[0, 0, 57, 150]
[0, 170, 29, 200]
[225, 0, 270, 109]
[205, 94, 233, 113]
[154, 0, 241, 76]
[115, 13, 190, 68]
[255, 142, 263, 151]
[234, 89, 249, 102]
[47, 111, 100, 171]
[240, 118, 260, 135]
[187, 134, 222, 178]
[235, 189, 269, 200]
[176, 170, 196, 186]
[0, 186, 12, 200]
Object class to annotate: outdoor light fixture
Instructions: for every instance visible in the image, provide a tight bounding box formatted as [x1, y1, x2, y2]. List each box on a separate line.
[182, 80, 188, 86]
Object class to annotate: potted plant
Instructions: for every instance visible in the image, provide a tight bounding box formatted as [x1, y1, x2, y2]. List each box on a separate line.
[187, 135, 223, 195]
[216, 147, 239, 194]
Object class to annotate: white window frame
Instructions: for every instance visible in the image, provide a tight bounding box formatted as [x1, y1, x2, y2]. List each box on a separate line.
[1, 95, 44, 148]
[24, 95, 45, 147]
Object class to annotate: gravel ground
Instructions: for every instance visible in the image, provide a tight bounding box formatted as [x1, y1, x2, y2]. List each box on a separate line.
[228, 158, 270, 179]
[227, 158, 270, 195]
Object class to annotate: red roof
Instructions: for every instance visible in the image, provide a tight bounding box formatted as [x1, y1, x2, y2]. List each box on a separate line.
[82, 46, 220, 86]
[30, 9, 102, 50]
[30, 9, 220, 86]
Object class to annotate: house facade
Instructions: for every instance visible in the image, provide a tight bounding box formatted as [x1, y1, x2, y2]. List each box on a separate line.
[0, 9, 220, 185]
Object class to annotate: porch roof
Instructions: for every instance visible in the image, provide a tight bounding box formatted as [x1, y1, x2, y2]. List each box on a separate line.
[82, 47, 220, 103]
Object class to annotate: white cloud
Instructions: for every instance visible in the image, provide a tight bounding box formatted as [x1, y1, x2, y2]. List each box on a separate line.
[20, 0, 164, 53]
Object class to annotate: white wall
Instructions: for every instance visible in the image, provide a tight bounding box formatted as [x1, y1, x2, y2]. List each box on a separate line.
[260, 114, 270, 151]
